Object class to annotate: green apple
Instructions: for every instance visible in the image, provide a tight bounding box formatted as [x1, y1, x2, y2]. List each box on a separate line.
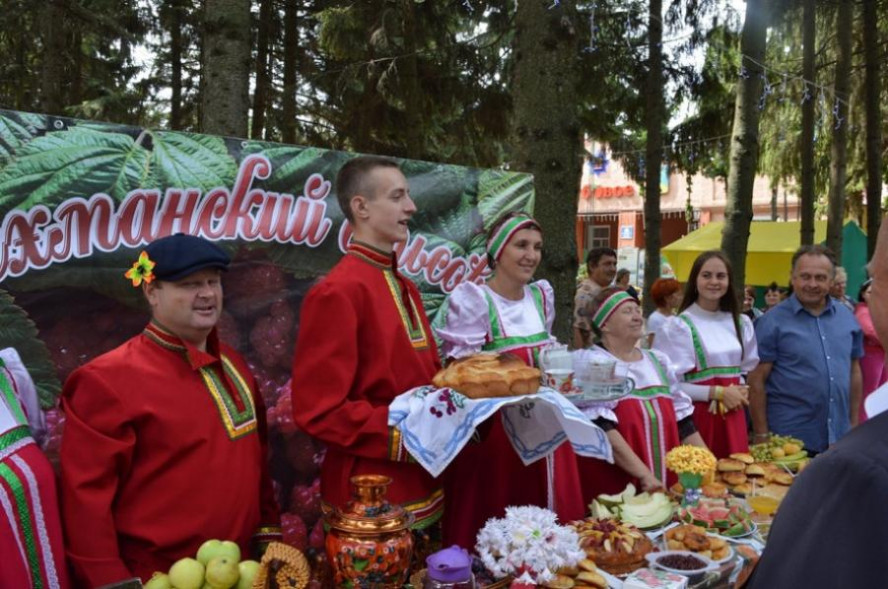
[235, 560, 260, 589]
[205, 556, 240, 589]
[196, 539, 241, 566]
[144, 572, 172, 589]
[168, 557, 205, 589]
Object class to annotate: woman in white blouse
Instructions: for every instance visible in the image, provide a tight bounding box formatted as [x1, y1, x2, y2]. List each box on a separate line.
[653, 251, 759, 458]
[573, 287, 706, 496]
[435, 212, 584, 548]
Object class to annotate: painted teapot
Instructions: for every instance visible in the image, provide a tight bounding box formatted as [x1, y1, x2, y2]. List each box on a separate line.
[325, 474, 414, 588]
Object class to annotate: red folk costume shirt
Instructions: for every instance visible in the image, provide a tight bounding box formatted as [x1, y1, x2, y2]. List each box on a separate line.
[291, 241, 443, 527]
[60, 323, 280, 587]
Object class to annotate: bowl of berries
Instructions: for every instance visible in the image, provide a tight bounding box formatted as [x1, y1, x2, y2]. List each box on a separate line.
[645, 550, 717, 584]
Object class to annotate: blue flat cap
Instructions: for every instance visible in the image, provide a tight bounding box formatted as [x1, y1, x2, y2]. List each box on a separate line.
[144, 234, 230, 282]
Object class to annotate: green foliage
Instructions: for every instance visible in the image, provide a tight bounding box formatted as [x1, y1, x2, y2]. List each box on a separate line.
[0, 111, 46, 165]
[148, 131, 237, 190]
[0, 126, 151, 218]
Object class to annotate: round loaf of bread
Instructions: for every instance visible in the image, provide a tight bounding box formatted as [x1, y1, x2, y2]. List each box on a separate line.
[432, 353, 540, 398]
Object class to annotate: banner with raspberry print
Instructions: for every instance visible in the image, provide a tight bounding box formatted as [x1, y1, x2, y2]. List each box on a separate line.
[0, 108, 536, 550]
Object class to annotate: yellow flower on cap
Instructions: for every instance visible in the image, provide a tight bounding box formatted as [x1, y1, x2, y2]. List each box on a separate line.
[125, 251, 156, 287]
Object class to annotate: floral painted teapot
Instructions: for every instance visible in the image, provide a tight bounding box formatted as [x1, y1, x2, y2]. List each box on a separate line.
[325, 474, 414, 587]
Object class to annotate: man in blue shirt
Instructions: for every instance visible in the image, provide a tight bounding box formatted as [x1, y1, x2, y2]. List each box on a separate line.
[748, 244, 863, 454]
[746, 220, 888, 587]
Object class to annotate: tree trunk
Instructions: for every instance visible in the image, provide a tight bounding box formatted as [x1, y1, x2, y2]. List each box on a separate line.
[281, 0, 298, 144]
[770, 184, 778, 221]
[400, 0, 425, 158]
[70, 28, 83, 106]
[863, 0, 883, 258]
[511, 0, 580, 344]
[721, 0, 768, 292]
[252, 0, 273, 140]
[799, 0, 816, 246]
[826, 0, 852, 259]
[168, 0, 184, 130]
[41, 1, 65, 114]
[200, 0, 251, 137]
[642, 0, 664, 317]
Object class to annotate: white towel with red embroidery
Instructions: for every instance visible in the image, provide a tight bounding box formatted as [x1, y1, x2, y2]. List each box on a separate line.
[388, 386, 613, 477]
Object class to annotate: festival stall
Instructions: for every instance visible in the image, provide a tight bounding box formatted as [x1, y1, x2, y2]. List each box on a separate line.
[0, 108, 791, 589]
[662, 220, 868, 294]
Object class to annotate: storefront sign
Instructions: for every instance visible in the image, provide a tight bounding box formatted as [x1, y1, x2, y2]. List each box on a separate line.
[580, 185, 636, 199]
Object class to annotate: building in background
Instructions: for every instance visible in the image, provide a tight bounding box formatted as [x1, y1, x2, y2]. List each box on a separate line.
[575, 141, 802, 263]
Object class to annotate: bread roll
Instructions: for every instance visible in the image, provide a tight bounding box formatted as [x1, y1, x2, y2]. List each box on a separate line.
[717, 458, 746, 472]
[721, 471, 748, 486]
[730, 452, 754, 464]
[745, 463, 767, 477]
[433, 353, 540, 398]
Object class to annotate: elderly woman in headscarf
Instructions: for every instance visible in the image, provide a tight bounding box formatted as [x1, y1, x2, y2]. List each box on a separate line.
[435, 211, 585, 548]
[573, 287, 707, 497]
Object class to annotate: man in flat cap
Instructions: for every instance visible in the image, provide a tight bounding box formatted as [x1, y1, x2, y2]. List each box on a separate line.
[59, 234, 281, 588]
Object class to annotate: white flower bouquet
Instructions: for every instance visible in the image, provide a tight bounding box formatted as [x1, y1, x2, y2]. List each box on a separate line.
[475, 505, 585, 585]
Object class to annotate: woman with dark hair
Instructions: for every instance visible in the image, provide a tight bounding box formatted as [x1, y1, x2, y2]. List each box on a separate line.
[646, 278, 683, 347]
[855, 279, 887, 422]
[763, 282, 782, 312]
[653, 251, 759, 457]
[573, 287, 706, 496]
[434, 211, 585, 548]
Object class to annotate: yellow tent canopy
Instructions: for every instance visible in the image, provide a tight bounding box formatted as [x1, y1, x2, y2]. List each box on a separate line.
[662, 220, 865, 287]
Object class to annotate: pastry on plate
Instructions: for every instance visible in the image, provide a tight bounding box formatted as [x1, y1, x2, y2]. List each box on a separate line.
[571, 517, 653, 576]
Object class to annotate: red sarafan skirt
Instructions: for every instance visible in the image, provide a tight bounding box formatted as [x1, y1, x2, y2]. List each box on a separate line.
[0, 439, 71, 589]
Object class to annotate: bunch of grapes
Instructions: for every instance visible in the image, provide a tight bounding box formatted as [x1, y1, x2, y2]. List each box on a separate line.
[750, 434, 805, 461]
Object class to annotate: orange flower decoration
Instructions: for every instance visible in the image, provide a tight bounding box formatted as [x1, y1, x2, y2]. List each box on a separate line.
[125, 251, 156, 287]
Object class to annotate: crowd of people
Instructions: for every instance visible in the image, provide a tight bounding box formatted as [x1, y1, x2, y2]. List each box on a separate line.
[1, 155, 886, 587]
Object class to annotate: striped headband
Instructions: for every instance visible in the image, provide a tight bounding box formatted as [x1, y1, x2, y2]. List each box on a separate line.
[592, 290, 636, 329]
[487, 215, 538, 261]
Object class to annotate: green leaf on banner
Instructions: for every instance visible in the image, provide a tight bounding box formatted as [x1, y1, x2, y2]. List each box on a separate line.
[241, 142, 342, 193]
[0, 127, 150, 218]
[412, 192, 482, 252]
[422, 291, 447, 322]
[477, 169, 535, 230]
[0, 289, 62, 408]
[0, 111, 46, 165]
[402, 159, 475, 221]
[149, 131, 237, 191]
